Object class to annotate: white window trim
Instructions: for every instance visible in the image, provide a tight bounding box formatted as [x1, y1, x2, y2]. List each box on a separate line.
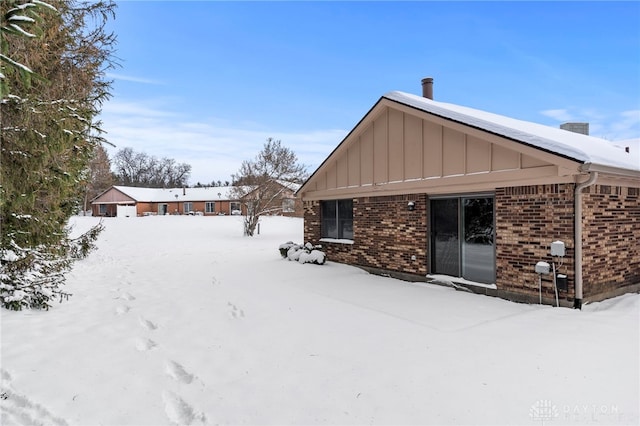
[319, 238, 354, 245]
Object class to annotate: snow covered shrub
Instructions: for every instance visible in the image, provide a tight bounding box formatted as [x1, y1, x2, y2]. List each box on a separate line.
[1, 241, 73, 311]
[279, 241, 297, 258]
[297, 247, 327, 265]
[287, 245, 303, 262]
[0, 222, 104, 310]
[68, 222, 105, 260]
[278, 242, 326, 265]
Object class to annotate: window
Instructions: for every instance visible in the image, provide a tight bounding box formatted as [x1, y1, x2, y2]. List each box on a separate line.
[183, 202, 193, 213]
[321, 199, 353, 240]
[282, 198, 295, 213]
[205, 202, 216, 213]
[99, 204, 107, 215]
[230, 202, 241, 215]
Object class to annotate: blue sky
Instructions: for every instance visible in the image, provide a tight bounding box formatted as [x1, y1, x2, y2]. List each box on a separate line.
[100, 1, 640, 185]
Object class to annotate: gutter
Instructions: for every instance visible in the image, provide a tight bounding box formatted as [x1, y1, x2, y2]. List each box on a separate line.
[574, 168, 598, 309]
[579, 162, 640, 178]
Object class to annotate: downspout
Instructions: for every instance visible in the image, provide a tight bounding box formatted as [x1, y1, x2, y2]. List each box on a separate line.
[574, 170, 598, 309]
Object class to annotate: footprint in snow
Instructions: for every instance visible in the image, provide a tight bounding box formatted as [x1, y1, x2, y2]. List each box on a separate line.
[120, 292, 135, 301]
[161, 391, 206, 425]
[135, 338, 157, 352]
[115, 305, 130, 315]
[0, 369, 69, 426]
[1, 369, 12, 384]
[227, 302, 244, 319]
[165, 360, 195, 384]
[139, 317, 158, 330]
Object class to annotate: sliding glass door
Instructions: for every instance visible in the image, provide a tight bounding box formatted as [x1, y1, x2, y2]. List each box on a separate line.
[461, 197, 495, 283]
[431, 196, 495, 284]
[431, 199, 460, 276]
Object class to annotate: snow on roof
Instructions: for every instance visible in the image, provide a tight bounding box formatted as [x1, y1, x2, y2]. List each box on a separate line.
[613, 138, 639, 158]
[114, 186, 237, 202]
[276, 180, 301, 192]
[384, 91, 639, 172]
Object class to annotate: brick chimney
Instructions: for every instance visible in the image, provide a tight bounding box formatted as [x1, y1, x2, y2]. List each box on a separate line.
[421, 77, 433, 100]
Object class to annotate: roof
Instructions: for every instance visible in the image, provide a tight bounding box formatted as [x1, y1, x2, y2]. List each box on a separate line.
[276, 180, 301, 192]
[112, 186, 238, 203]
[383, 91, 639, 173]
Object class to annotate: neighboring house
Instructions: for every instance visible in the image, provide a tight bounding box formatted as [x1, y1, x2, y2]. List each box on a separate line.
[91, 186, 243, 217]
[239, 179, 303, 217]
[296, 79, 640, 308]
[278, 180, 304, 217]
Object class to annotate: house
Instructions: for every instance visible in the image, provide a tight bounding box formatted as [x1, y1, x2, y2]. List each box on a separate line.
[296, 78, 640, 308]
[91, 183, 304, 218]
[91, 186, 243, 217]
[238, 179, 304, 217]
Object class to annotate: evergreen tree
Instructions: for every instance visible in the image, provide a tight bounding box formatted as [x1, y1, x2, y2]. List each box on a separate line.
[0, 0, 117, 310]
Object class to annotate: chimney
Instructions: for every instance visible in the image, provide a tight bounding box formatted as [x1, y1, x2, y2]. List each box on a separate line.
[560, 122, 589, 135]
[421, 77, 433, 100]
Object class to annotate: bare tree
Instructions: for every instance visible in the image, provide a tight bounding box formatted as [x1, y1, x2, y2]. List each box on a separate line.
[112, 147, 191, 188]
[231, 138, 307, 236]
[82, 144, 114, 213]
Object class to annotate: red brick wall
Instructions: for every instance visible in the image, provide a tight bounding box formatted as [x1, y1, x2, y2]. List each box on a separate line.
[303, 183, 639, 303]
[304, 195, 428, 275]
[495, 184, 575, 301]
[581, 185, 640, 298]
[303, 200, 322, 242]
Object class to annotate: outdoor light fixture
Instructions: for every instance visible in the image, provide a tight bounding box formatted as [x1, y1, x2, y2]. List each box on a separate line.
[407, 201, 416, 211]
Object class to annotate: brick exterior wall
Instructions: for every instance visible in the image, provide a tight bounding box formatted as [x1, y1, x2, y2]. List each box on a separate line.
[581, 185, 640, 298]
[303, 183, 639, 304]
[495, 184, 576, 302]
[304, 194, 428, 276]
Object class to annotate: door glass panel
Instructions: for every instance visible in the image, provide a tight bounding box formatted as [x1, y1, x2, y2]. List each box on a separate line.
[462, 197, 495, 283]
[431, 199, 460, 276]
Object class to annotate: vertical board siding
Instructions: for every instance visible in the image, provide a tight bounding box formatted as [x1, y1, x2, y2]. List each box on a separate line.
[388, 108, 404, 182]
[442, 128, 465, 176]
[373, 109, 388, 184]
[337, 153, 348, 188]
[348, 140, 360, 187]
[360, 127, 374, 185]
[314, 108, 555, 192]
[424, 120, 443, 178]
[492, 144, 520, 171]
[404, 114, 423, 180]
[466, 136, 491, 174]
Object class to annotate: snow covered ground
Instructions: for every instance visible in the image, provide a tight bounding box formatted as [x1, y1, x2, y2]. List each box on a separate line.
[1, 215, 638, 426]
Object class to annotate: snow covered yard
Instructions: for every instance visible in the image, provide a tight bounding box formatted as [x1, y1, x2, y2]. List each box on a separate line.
[1, 215, 638, 426]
